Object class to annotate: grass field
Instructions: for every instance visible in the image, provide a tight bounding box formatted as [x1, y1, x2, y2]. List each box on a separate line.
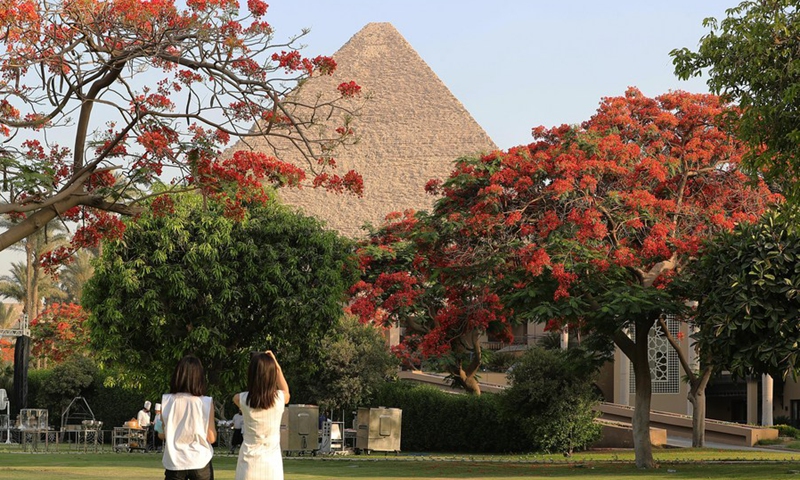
[0, 449, 799, 479]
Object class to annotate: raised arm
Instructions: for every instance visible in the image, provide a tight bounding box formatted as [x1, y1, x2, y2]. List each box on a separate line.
[267, 350, 290, 404]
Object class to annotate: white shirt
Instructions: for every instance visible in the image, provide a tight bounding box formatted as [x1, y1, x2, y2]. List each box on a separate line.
[137, 409, 151, 428]
[161, 393, 214, 471]
[233, 412, 244, 429]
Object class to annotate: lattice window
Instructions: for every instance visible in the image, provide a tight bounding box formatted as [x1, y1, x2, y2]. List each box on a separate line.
[628, 315, 680, 394]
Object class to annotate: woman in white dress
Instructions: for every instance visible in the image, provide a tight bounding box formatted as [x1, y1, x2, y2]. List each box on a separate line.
[233, 351, 290, 480]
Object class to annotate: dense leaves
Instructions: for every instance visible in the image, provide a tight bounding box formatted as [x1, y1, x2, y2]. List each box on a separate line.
[353, 88, 779, 467]
[689, 206, 800, 379]
[370, 381, 527, 453]
[0, 0, 363, 262]
[501, 347, 602, 455]
[302, 316, 398, 413]
[83, 192, 358, 398]
[672, 0, 800, 198]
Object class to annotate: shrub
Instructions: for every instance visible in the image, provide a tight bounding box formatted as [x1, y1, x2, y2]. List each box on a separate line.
[370, 381, 527, 453]
[756, 437, 785, 445]
[500, 346, 601, 455]
[26, 359, 146, 431]
[775, 424, 800, 439]
[483, 351, 517, 373]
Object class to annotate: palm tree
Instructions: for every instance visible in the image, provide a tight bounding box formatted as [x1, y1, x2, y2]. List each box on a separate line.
[0, 262, 66, 313]
[0, 302, 16, 329]
[0, 220, 69, 321]
[0, 263, 26, 305]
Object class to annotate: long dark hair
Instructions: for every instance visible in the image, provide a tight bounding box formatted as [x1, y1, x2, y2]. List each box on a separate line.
[246, 353, 279, 409]
[170, 355, 207, 396]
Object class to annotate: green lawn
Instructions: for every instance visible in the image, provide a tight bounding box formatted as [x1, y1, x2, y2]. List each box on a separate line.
[0, 450, 799, 479]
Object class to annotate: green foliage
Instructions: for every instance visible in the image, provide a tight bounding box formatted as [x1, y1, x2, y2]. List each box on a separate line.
[500, 347, 601, 455]
[371, 381, 527, 453]
[34, 357, 97, 420]
[687, 206, 800, 378]
[0, 361, 11, 393]
[25, 357, 145, 429]
[775, 424, 800, 439]
[756, 437, 785, 446]
[300, 316, 398, 411]
[89, 372, 148, 429]
[482, 351, 517, 373]
[671, 0, 800, 197]
[83, 192, 358, 399]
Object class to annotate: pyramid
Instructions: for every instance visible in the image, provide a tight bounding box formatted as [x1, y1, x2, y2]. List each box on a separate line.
[230, 23, 497, 238]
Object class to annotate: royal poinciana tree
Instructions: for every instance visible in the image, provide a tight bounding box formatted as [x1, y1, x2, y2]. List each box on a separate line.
[350, 208, 511, 395]
[353, 88, 780, 468]
[0, 0, 363, 264]
[29, 302, 89, 365]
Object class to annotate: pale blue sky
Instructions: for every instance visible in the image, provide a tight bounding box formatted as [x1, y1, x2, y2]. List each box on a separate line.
[0, 0, 735, 276]
[266, 0, 732, 149]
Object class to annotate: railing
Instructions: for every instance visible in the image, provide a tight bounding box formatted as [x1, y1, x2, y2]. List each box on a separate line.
[481, 334, 548, 352]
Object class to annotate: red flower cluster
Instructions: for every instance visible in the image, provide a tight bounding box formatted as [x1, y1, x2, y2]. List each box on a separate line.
[30, 303, 89, 364]
[337, 81, 361, 98]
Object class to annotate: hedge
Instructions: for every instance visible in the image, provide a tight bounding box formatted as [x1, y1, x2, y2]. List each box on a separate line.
[369, 380, 528, 453]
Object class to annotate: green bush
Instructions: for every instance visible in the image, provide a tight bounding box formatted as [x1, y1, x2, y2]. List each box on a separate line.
[26, 359, 146, 431]
[501, 346, 601, 455]
[756, 437, 785, 445]
[482, 351, 517, 373]
[775, 424, 800, 439]
[370, 381, 527, 453]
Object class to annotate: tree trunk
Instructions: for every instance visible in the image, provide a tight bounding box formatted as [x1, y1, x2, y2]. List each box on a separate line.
[613, 324, 656, 469]
[689, 387, 705, 447]
[461, 372, 481, 395]
[688, 367, 712, 447]
[616, 321, 656, 469]
[632, 350, 655, 468]
[656, 316, 714, 449]
[449, 330, 482, 395]
[24, 242, 33, 323]
[449, 361, 482, 395]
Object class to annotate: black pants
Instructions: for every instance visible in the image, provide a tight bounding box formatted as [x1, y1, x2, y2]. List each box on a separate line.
[164, 461, 214, 480]
[231, 428, 243, 450]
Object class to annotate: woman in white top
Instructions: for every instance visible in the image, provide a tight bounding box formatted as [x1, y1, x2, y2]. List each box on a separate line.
[159, 355, 217, 480]
[233, 351, 290, 480]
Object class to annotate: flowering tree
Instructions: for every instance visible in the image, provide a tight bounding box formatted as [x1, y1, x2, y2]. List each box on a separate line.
[30, 302, 89, 365]
[354, 88, 780, 468]
[350, 208, 512, 395]
[0, 0, 363, 266]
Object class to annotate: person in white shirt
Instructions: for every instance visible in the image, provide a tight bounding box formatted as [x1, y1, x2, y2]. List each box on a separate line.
[159, 355, 217, 480]
[137, 401, 152, 429]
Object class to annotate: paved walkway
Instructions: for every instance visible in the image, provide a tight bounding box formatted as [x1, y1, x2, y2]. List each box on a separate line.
[666, 435, 779, 452]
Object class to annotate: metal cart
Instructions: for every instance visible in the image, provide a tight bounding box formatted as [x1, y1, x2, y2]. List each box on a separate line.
[113, 427, 147, 452]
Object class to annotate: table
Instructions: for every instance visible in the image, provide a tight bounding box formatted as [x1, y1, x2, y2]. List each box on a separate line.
[20, 429, 58, 452]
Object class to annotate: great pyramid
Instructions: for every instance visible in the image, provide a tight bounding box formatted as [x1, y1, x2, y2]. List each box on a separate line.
[231, 22, 497, 238]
